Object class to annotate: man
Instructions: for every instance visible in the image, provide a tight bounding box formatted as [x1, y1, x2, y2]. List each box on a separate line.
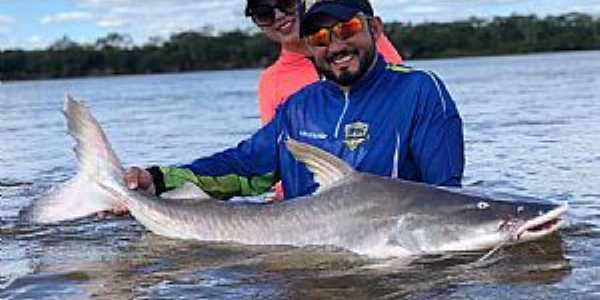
[125, 0, 464, 201]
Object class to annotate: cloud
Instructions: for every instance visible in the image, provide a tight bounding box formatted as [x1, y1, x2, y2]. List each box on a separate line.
[26, 35, 48, 49]
[373, 0, 600, 24]
[66, 0, 600, 45]
[76, 0, 248, 28]
[0, 15, 15, 25]
[402, 6, 443, 15]
[71, 0, 254, 43]
[0, 15, 15, 37]
[97, 17, 129, 28]
[0, 16, 14, 48]
[41, 11, 93, 24]
[0, 34, 46, 50]
[4, 0, 600, 50]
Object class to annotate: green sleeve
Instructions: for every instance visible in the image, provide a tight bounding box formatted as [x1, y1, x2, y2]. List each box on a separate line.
[158, 166, 278, 200]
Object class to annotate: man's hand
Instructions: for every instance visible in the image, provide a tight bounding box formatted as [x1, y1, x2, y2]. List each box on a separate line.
[97, 166, 156, 219]
[124, 166, 156, 195]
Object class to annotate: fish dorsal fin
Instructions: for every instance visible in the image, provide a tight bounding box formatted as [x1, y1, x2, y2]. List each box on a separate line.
[286, 138, 355, 193]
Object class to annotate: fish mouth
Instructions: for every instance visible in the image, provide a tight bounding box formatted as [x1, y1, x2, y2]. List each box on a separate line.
[514, 204, 568, 241]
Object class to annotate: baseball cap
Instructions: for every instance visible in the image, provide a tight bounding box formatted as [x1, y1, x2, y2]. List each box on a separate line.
[298, 0, 374, 37]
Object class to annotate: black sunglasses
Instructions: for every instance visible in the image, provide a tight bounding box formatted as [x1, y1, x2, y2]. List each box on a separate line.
[246, 0, 296, 27]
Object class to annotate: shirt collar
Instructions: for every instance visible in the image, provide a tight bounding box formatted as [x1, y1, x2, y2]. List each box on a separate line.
[278, 48, 311, 65]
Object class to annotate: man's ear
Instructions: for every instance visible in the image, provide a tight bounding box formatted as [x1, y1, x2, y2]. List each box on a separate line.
[369, 16, 384, 41]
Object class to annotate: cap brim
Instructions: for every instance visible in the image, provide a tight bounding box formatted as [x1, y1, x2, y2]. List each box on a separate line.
[300, 4, 360, 37]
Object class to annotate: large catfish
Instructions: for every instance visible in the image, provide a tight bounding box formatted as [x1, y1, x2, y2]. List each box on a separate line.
[22, 95, 567, 258]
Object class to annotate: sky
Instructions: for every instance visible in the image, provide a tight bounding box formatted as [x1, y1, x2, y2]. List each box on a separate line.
[1, 0, 600, 50]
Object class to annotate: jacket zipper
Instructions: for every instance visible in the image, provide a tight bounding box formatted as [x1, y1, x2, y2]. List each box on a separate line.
[334, 91, 350, 138]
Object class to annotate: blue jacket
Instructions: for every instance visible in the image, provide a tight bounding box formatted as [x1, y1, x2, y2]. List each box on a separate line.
[155, 56, 464, 200]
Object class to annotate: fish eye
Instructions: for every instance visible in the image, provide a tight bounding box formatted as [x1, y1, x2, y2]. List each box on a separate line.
[477, 202, 490, 210]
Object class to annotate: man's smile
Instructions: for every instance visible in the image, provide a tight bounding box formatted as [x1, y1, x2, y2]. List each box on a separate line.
[328, 50, 359, 69]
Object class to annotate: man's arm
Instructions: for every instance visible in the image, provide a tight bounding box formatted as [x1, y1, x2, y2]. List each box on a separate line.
[411, 72, 465, 187]
[127, 118, 282, 200]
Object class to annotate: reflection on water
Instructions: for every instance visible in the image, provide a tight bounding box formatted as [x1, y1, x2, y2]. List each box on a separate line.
[1, 51, 600, 299]
[0, 220, 572, 300]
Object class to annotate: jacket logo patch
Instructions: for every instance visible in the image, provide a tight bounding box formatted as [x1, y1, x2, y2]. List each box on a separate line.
[344, 122, 369, 151]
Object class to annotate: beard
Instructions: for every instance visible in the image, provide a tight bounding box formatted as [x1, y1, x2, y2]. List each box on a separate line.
[314, 42, 377, 86]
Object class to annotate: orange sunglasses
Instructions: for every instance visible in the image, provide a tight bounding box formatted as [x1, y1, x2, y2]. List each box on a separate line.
[305, 16, 367, 47]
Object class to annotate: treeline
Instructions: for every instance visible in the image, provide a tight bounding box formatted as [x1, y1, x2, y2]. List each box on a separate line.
[1, 12, 599, 81]
[389, 13, 600, 58]
[0, 30, 279, 81]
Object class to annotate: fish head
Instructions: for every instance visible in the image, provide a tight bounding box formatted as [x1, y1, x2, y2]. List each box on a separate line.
[387, 189, 568, 254]
[448, 196, 567, 246]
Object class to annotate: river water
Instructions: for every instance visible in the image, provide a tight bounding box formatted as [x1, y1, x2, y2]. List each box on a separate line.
[1, 51, 599, 299]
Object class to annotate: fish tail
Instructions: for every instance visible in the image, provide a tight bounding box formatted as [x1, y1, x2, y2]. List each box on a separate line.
[21, 94, 127, 223]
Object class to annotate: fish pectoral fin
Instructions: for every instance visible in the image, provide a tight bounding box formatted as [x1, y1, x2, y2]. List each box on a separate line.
[286, 138, 355, 193]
